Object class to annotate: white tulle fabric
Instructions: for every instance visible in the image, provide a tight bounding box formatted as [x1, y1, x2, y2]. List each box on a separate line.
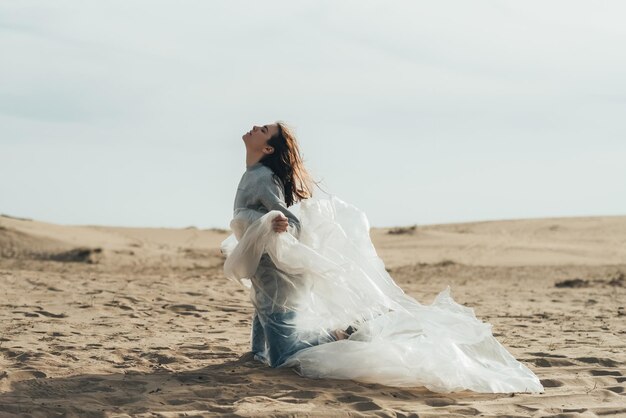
[220, 194, 544, 393]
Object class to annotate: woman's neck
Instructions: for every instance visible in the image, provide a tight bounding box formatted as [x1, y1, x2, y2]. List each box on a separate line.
[246, 153, 263, 169]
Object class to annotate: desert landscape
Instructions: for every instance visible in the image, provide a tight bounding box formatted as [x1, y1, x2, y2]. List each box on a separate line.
[0, 212, 625, 417]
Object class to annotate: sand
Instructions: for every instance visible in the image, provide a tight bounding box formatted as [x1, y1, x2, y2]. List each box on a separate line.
[0, 213, 625, 417]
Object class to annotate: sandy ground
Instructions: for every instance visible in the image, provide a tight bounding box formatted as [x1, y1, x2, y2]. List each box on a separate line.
[0, 213, 625, 417]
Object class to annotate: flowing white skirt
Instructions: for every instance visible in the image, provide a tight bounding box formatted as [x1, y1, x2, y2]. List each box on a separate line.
[221, 194, 544, 393]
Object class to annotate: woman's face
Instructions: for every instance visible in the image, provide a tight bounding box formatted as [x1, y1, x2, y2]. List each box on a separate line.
[242, 123, 280, 154]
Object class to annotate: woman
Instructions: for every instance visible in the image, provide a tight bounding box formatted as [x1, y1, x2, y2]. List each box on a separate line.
[230, 121, 346, 368]
[221, 121, 544, 394]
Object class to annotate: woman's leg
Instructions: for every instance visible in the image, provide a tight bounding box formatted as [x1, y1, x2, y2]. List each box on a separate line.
[265, 310, 305, 367]
[250, 310, 266, 358]
[264, 310, 339, 367]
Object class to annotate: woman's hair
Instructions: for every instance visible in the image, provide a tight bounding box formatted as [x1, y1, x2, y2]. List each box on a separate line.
[259, 121, 322, 207]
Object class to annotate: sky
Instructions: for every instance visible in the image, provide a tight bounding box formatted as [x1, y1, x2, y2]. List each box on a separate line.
[1, 0, 625, 229]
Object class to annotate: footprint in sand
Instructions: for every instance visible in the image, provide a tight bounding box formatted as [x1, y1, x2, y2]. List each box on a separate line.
[336, 394, 382, 412]
[424, 397, 457, 407]
[532, 357, 576, 367]
[352, 401, 383, 412]
[1, 348, 44, 363]
[590, 370, 623, 377]
[140, 352, 178, 365]
[164, 304, 208, 316]
[7, 370, 47, 380]
[104, 301, 134, 311]
[34, 310, 67, 318]
[540, 378, 564, 388]
[12, 309, 67, 318]
[451, 407, 482, 416]
[336, 394, 371, 403]
[527, 351, 568, 359]
[576, 356, 619, 367]
[395, 413, 420, 418]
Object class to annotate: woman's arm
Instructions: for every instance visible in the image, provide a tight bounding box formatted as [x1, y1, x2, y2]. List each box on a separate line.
[257, 173, 302, 239]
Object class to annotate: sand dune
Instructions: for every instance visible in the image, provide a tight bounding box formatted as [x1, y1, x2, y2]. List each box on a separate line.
[0, 213, 624, 417]
[3, 213, 625, 268]
[374, 215, 626, 268]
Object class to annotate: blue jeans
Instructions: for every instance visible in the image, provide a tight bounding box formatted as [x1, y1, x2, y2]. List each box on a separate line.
[251, 309, 337, 368]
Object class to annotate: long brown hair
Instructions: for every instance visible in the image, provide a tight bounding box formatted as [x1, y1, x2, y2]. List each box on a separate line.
[259, 121, 323, 207]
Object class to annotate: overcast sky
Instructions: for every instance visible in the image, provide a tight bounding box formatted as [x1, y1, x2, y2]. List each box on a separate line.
[1, 0, 625, 229]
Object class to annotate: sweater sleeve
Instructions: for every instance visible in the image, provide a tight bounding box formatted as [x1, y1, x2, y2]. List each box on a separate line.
[257, 173, 301, 239]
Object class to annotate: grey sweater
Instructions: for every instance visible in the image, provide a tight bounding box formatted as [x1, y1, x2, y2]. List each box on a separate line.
[233, 161, 303, 313]
[233, 161, 301, 239]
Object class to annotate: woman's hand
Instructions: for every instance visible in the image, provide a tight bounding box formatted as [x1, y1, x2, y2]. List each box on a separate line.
[271, 213, 289, 233]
